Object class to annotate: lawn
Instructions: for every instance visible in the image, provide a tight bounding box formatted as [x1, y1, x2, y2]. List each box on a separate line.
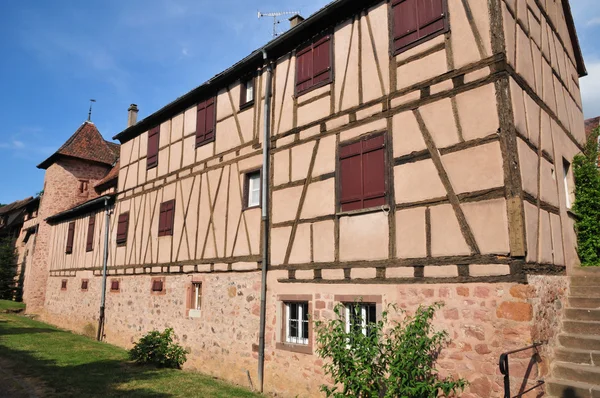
[0, 308, 260, 397]
[0, 299, 25, 312]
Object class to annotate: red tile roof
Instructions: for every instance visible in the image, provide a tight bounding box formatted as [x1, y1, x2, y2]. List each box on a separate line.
[585, 117, 600, 140]
[37, 121, 120, 169]
[94, 161, 120, 192]
[0, 197, 36, 216]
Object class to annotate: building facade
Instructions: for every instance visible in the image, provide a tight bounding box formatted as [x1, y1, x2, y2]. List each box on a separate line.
[22, 0, 589, 396]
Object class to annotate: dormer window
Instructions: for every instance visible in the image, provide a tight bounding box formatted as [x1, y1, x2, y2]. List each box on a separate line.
[79, 180, 89, 194]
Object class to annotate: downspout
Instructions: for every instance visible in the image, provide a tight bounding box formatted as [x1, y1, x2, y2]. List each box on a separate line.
[97, 197, 111, 341]
[258, 49, 273, 393]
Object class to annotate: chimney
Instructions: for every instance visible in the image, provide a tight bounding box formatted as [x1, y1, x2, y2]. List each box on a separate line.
[289, 14, 304, 28]
[127, 104, 138, 127]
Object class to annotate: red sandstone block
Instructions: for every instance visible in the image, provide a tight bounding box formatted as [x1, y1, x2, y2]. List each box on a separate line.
[474, 286, 490, 298]
[475, 344, 491, 355]
[457, 286, 469, 297]
[444, 308, 459, 320]
[497, 301, 533, 322]
[315, 300, 325, 309]
[510, 285, 536, 299]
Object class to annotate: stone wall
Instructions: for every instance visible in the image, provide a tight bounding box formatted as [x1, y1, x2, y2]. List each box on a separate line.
[24, 158, 110, 312]
[39, 269, 567, 398]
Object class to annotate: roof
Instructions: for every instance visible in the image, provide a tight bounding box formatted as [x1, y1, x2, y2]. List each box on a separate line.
[0, 197, 37, 216]
[46, 194, 116, 224]
[585, 117, 600, 139]
[94, 161, 120, 192]
[38, 121, 120, 169]
[113, 0, 587, 145]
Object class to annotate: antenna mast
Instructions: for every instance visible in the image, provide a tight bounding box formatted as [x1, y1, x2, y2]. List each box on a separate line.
[88, 99, 96, 122]
[258, 10, 300, 38]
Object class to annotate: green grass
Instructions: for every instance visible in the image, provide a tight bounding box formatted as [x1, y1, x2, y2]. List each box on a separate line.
[0, 313, 260, 397]
[0, 299, 25, 312]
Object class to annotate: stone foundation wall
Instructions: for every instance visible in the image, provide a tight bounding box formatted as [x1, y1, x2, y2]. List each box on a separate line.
[40, 270, 568, 398]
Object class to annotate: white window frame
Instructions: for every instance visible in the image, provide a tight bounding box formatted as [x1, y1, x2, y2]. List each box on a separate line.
[189, 282, 202, 318]
[245, 79, 254, 103]
[344, 303, 376, 335]
[247, 171, 261, 208]
[285, 302, 309, 345]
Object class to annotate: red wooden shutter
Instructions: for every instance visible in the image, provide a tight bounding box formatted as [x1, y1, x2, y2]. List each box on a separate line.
[312, 35, 331, 86]
[111, 280, 120, 291]
[66, 221, 75, 254]
[81, 280, 88, 290]
[418, 0, 445, 37]
[152, 279, 164, 292]
[86, 215, 95, 252]
[339, 135, 386, 212]
[61, 279, 68, 290]
[296, 45, 313, 94]
[340, 142, 364, 212]
[196, 98, 215, 147]
[159, 200, 175, 236]
[116, 212, 129, 245]
[362, 135, 386, 209]
[147, 126, 160, 169]
[393, 0, 445, 52]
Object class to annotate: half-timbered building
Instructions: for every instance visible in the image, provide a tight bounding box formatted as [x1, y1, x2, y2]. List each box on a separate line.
[22, 0, 594, 396]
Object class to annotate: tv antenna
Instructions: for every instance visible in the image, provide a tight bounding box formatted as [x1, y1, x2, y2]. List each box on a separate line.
[258, 10, 300, 38]
[88, 99, 96, 122]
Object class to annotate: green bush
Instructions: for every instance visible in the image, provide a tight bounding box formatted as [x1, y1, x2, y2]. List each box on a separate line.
[129, 328, 187, 369]
[573, 127, 600, 266]
[315, 302, 466, 398]
[0, 237, 18, 300]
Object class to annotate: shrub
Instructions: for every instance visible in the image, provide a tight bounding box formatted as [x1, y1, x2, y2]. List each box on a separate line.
[315, 302, 466, 398]
[0, 237, 18, 300]
[573, 126, 600, 266]
[129, 328, 187, 369]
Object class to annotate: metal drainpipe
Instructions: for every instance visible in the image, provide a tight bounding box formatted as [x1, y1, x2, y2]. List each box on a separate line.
[97, 197, 111, 341]
[258, 50, 273, 393]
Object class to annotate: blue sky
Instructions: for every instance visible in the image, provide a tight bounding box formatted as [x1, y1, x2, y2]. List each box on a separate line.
[0, 0, 599, 204]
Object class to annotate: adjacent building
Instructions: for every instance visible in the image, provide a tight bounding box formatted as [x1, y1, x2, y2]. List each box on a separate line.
[20, 0, 592, 396]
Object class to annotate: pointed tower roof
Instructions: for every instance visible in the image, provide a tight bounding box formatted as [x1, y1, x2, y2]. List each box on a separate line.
[37, 121, 120, 169]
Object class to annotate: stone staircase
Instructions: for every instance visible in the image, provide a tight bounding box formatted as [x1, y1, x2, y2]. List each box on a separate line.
[546, 275, 600, 398]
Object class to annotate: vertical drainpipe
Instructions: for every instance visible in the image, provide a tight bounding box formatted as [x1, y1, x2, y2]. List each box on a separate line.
[258, 50, 273, 393]
[97, 197, 111, 341]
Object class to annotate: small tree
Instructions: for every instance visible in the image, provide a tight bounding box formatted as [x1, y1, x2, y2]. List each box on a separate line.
[315, 302, 466, 398]
[0, 237, 18, 300]
[573, 127, 600, 266]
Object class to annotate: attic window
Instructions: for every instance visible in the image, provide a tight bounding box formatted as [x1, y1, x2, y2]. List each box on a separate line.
[79, 180, 89, 194]
[151, 278, 165, 294]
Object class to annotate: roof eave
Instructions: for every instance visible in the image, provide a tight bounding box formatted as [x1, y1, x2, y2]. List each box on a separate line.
[46, 194, 116, 224]
[113, 0, 375, 144]
[563, 0, 587, 77]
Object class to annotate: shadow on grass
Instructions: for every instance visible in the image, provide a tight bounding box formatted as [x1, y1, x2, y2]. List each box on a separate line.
[0, 327, 58, 335]
[0, 343, 172, 398]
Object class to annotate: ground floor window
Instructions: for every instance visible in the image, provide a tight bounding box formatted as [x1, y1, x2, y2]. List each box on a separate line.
[285, 302, 309, 345]
[192, 282, 202, 310]
[344, 302, 377, 336]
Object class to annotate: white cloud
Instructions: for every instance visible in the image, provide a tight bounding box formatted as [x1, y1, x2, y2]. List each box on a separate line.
[581, 60, 600, 118]
[587, 17, 600, 26]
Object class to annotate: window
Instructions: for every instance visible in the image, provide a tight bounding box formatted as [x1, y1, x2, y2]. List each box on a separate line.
[81, 279, 88, 291]
[65, 221, 75, 254]
[339, 134, 387, 212]
[110, 280, 120, 292]
[392, 0, 447, 54]
[151, 278, 165, 293]
[86, 215, 95, 252]
[61, 279, 68, 290]
[147, 126, 160, 170]
[295, 35, 332, 95]
[285, 302, 309, 345]
[563, 158, 573, 209]
[240, 76, 255, 108]
[79, 180, 89, 194]
[159, 200, 175, 237]
[344, 302, 377, 336]
[244, 170, 261, 209]
[196, 98, 215, 147]
[116, 212, 129, 246]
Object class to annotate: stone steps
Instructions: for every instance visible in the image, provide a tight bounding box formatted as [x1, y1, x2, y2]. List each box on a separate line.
[569, 286, 600, 298]
[563, 320, 600, 335]
[565, 308, 600, 322]
[569, 297, 600, 309]
[555, 347, 600, 365]
[552, 362, 600, 386]
[546, 378, 600, 398]
[570, 275, 600, 287]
